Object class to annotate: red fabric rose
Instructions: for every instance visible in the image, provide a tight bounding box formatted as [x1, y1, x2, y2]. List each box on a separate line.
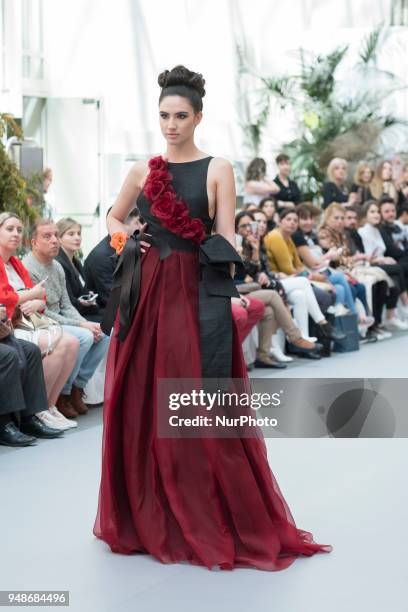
[143, 155, 206, 244]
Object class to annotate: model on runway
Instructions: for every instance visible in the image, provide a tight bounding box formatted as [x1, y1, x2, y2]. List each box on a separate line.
[93, 64, 332, 571]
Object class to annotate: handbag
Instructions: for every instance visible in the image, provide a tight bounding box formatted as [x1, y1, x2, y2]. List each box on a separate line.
[235, 282, 262, 294]
[11, 306, 63, 357]
[332, 313, 360, 353]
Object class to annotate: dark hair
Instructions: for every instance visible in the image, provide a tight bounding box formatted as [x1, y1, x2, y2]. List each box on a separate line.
[259, 196, 276, 210]
[243, 202, 259, 212]
[245, 158, 266, 181]
[362, 200, 380, 217]
[276, 153, 290, 165]
[398, 203, 408, 216]
[158, 65, 205, 113]
[379, 196, 396, 208]
[278, 208, 298, 221]
[235, 210, 254, 232]
[344, 205, 360, 215]
[297, 203, 320, 220]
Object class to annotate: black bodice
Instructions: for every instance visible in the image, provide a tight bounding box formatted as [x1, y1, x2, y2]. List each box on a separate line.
[136, 156, 215, 251]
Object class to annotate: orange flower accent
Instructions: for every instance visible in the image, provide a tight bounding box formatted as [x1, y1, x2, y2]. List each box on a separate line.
[110, 232, 129, 255]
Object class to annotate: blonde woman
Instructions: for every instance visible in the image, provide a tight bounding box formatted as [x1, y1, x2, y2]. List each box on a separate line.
[370, 160, 400, 205]
[322, 157, 358, 209]
[350, 162, 374, 205]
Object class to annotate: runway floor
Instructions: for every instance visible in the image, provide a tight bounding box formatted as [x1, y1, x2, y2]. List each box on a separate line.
[1, 334, 407, 612]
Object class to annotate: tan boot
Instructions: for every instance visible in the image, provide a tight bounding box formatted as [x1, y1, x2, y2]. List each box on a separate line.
[56, 395, 79, 419]
[70, 386, 88, 415]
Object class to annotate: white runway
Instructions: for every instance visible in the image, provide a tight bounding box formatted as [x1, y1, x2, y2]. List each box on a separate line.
[1, 335, 407, 612]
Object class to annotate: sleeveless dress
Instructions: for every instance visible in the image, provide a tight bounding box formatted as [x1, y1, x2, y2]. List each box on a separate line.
[93, 157, 332, 571]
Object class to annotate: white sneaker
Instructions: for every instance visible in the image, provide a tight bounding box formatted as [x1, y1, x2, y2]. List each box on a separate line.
[374, 327, 392, 340]
[333, 304, 351, 317]
[49, 406, 78, 429]
[398, 304, 408, 319]
[270, 347, 293, 363]
[384, 318, 408, 331]
[36, 410, 70, 431]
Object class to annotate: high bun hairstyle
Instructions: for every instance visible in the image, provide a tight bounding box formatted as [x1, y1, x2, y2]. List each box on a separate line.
[158, 65, 206, 113]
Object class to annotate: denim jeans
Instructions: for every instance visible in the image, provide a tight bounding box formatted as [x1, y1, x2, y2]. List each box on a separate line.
[61, 325, 110, 393]
[327, 270, 357, 312]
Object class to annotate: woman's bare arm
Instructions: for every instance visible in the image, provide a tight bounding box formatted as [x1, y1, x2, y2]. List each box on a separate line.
[107, 160, 148, 235]
[212, 158, 237, 248]
[245, 179, 280, 195]
[211, 158, 238, 276]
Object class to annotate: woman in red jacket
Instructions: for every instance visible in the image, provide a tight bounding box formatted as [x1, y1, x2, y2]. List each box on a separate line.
[0, 212, 80, 430]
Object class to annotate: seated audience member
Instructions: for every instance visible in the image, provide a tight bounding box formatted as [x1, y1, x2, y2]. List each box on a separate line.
[370, 160, 403, 208]
[24, 219, 110, 419]
[245, 209, 342, 343]
[243, 157, 280, 206]
[318, 204, 393, 336]
[56, 218, 103, 323]
[343, 206, 365, 253]
[234, 211, 320, 364]
[0, 305, 64, 446]
[259, 197, 279, 232]
[273, 153, 301, 208]
[0, 212, 79, 431]
[322, 158, 358, 209]
[83, 208, 142, 314]
[379, 197, 408, 251]
[358, 200, 408, 330]
[292, 204, 363, 318]
[350, 162, 374, 206]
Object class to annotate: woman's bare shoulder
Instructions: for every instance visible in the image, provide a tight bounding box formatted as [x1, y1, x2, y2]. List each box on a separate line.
[209, 157, 233, 171]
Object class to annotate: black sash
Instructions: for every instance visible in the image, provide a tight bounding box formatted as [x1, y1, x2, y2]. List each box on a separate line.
[101, 231, 242, 378]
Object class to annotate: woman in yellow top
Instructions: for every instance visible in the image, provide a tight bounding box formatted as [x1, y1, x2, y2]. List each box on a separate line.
[262, 208, 342, 340]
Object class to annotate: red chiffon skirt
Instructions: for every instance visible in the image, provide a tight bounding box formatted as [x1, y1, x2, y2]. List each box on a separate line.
[93, 246, 332, 571]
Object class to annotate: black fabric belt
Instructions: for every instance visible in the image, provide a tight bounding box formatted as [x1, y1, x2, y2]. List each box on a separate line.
[101, 230, 243, 378]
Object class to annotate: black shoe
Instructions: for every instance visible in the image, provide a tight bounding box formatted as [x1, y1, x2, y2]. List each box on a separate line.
[0, 421, 37, 447]
[254, 359, 287, 369]
[286, 341, 323, 355]
[359, 329, 378, 344]
[20, 415, 64, 439]
[296, 351, 322, 360]
[318, 321, 346, 341]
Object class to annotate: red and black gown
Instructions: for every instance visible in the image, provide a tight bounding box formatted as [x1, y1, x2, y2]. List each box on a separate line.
[93, 156, 332, 571]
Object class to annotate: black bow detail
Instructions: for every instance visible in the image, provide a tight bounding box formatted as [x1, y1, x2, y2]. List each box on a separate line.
[101, 231, 244, 380]
[101, 230, 171, 340]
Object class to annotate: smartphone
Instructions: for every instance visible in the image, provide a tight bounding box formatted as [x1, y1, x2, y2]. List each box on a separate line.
[235, 234, 243, 248]
[79, 293, 98, 302]
[250, 221, 259, 238]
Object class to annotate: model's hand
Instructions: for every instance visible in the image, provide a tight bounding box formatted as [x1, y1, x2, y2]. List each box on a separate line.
[139, 223, 152, 253]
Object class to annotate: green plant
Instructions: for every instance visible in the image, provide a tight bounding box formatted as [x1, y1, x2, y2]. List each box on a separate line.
[0, 113, 44, 248]
[239, 25, 408, 200]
